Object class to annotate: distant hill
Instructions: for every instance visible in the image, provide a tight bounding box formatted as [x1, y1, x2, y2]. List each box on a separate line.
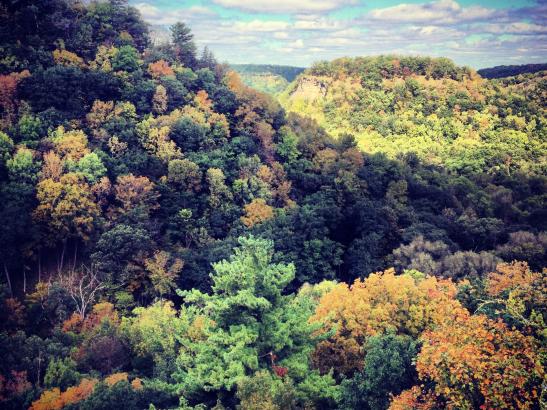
[230, 64, 306, 94]
[279, 55, 546, 176]
[478, 63, 547, 79]
[231, 64, 306, 82]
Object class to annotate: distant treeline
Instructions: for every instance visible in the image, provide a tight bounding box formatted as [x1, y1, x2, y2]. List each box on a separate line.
[478, 63, 547, 78]
[231, 64, 306, 82]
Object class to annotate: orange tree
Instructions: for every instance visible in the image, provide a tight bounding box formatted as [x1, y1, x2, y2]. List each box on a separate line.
[391, 313, 544, 410]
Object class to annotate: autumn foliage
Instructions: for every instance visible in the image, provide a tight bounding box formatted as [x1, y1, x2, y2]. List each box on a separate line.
[30, 378, 97, 410]
[311, 269, 465, 375]
[393, 314, 545, 410]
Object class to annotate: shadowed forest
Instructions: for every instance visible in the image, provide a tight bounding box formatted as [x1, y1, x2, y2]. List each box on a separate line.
[0, 1, 545, 409]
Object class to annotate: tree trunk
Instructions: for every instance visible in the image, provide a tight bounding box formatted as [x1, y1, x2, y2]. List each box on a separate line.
[38, 251, 42, 283]
[72, 241, 78, 271]
[59, 240, 67, 273]
[3, 263, 12, 297]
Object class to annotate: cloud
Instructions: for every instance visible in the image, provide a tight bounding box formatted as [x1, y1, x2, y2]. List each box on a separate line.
[368, 0, 499, 25]
[211, 0, 357, 14]
[134, 3, 215, 25]
[273, 32, 289, 39]
[232, 20, 289, 32]
[134, 0, 547, 69]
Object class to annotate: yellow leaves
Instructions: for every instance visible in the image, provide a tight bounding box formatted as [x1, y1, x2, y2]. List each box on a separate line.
[311, 269, 466, 375]
[51, 127, 90, 161]
[145, 250, 183, 297]
[34, 173, 99, 242]
[241, 198, 274, 227]
[52, 49, 85, 68]
[141, 124, 182, 163]
[89, 45, 118, 72]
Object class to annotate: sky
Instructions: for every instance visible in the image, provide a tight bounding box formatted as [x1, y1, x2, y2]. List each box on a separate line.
[130, 0, 547, 68]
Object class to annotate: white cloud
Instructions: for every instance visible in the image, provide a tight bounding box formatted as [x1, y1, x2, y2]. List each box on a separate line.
[369, 0, 498, 25]
[212, 0, 357, 14]
[232, 20, 289, 32]
[134, 3, 215, 25]
[288, 39, 305, 48]
[273, 31, 290, 39]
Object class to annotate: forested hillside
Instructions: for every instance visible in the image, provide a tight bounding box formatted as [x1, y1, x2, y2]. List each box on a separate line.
[230, 65, 305, 94]
[0, 1, 545, 410]
[478, 63, 547, 79]
[279, 56, 546, 177]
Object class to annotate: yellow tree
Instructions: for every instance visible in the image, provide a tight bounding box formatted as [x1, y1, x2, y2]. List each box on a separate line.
[34, 173, 100, 269]
[144, 250, 184, 298]
[310, 269, 465, 375]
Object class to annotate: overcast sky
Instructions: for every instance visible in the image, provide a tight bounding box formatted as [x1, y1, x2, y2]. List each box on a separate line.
[130, 0, 547, 69]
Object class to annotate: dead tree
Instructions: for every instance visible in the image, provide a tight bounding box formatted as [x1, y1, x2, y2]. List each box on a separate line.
[58, 265, 105, 320]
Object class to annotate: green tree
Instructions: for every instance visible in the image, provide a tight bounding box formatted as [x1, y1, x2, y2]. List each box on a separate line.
[338, 334, 418, 410]
[176, 237, 337, 406]
[170, 22, 197, 68]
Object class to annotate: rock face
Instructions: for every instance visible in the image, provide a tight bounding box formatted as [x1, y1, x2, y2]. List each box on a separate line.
[289, 76, 329, 101]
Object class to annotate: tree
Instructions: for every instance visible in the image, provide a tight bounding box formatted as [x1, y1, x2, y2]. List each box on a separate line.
[170, 22, 197, 68]
[111, 45, 141, 72]
[121, 300, 196, 380]
[339, 334, 418, 410]
[144, 250, 183, 298]
[394, 314, 544, 409]
[241, 198, 274, 227]
[113, 174, 159, 220]
[206, 167, 232, 208]
[176, 237, 337, 406]
[44, 358, 81, 391]
[57, 266, 105, 321]
[34, 172, 100, 253]
[167, 158, 202, 192]
[152, 84, 168, 114]
[311, 270, 465, 375]
[148, 60, 175, 78]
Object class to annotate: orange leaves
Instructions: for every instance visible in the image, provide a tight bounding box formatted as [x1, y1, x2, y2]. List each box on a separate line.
[486, 261, 539, 296]
[0, 70, 30, 127]
[241, 198, 274, 227]
[311, 269, 465, 375]
[104, 372, 128, 386]
[62, 302, 119, 334]
[29, 378, 97, 410]
[148, 60, 175, 78]
[406, 314, 544, 409]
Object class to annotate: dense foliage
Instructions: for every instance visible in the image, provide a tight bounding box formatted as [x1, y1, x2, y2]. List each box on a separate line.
[0, 1, 545, 409]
